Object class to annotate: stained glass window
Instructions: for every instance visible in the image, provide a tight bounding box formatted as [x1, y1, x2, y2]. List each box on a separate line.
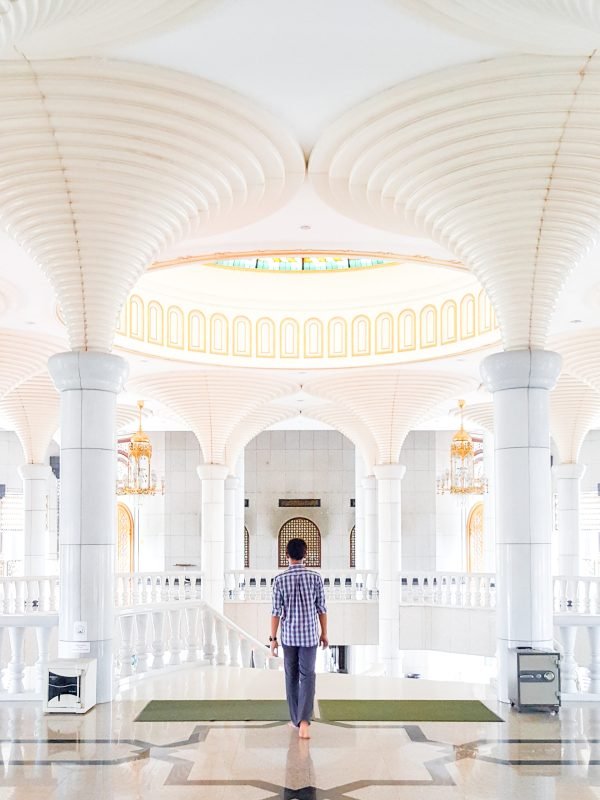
[278, 517, 321, 568]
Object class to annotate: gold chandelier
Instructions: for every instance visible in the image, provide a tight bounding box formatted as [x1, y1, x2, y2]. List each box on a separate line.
[116, 401, 161, 495]
[437, 400, 488, 496]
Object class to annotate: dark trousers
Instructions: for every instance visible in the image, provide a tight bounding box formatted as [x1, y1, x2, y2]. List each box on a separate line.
[283, 645, 317, 726]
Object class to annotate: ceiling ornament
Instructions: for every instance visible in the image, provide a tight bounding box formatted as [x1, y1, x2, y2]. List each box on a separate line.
[304, 370, 475, 465]
[0, 59, 304, 351]
[396, 1, 600, 55]
[437, 400, 488, 498]
[0, 0, 213, 57]
[550, 374, 600, 463]
[116, 401, 161, 496]
[310, 55, 600, 351]
[0, 372, 59, 464]
[129, 371, 300, 470]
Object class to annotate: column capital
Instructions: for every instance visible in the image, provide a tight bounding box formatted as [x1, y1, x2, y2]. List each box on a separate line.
[481, 349, 561, 393]
[361, 475, 377, 490]
[48, 351, 128, 393]
[225, 475, 240, 490]
[373, 463, 406, 481]
[553, 462, 586, 481]
[197, 464, 229, 481]
[18, 463, 53, 481]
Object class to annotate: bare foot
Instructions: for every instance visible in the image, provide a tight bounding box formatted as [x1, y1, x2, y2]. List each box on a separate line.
[298, 721, 311, 739]
[288, 722, 298, 729]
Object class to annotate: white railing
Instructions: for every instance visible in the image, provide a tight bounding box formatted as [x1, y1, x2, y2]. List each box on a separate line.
[114, 599, 280, 681]
[115, 571, 203, 607]
[224, 569, 379, 602]
[553, 576, 600, 614]
[0, 613, 58, 698]
[399, 572, 496, 609]
[555, 614, 600, 700]
[0, 576, 59, 614]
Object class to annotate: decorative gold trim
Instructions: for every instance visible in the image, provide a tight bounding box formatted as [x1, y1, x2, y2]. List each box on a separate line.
[352, 315, 371, 356]
[280, 318, 300, 359]
[398, 309, 417, 352]
[166, 305, 185, 350]
[256, 317, 276, 358]
[327, 317, 347, 358]
[375, 312, 394, 355]
[232, 315, 252, 357]
[304, 317, 324, 358]
[420, 304, 438, 349]
[188, 309, 206, 352]
[210, 313, 229, 355]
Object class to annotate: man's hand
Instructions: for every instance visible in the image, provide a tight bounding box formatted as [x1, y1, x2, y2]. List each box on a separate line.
[270, 640, 279, 656]
[320, 634, 329, 649]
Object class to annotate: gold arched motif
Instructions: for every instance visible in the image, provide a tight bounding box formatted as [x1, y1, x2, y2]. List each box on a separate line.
[256, 317, 276, 357]
[466, 501, 484, 573]
[398, 309, 416, 351]
[188, 310, 206, 352]
[478, 289, 493, 334]
[328, 317, 347, 357]
[375, 312, 394, 354]
[460, 293, 476, 339]
[278, 517, 321, 567]
[352, 315, 370, 355]
[167, 305, 184, 349]
[420, 304, 437, 348]
[440, 300, 458, 344]
[147, 300, 164, 345]
[117, 303, 128, 336]
[116, 502, 134, 573]
[129, 295, 144, 340]
[210, 313, 229, 355]
[233, 315, 252, 356]
[280, 318, 300, 358]
[304, 318, 323, 358]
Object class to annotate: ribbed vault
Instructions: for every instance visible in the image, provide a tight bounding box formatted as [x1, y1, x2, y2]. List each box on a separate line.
[302, 404, 378, 472]
[304, 370, 475, 465]
[459, 403, 495, 436]
[129, 372, 300, 469]
[0, 59, 304, 351]
[0, 331, 62, 398]
[0, 372, 59, 463]
[0, 1, 212, 56]
[550, 374, 600, 463]
[310, 55, 600, 350]
[397, 1, 600, 54]
[224, 407, 299, 469]
[555, 331, 600, 391]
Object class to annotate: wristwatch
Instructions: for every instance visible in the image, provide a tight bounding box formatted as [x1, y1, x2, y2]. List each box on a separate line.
[269, 636, 278, 642]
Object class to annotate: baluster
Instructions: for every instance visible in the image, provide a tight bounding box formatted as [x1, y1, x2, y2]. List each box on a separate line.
[50, 579, 59, 611]
[135, 612, 150, 674]
[162, 577, 170, 602]
[201, 606, 215, 662]
[228, 628, 240, 666]
[0, 582, 6, 613]
[132, 575, 142, 606]
[168, 609, 182, 666]
[15, 581, 25, 614]
[194, 576, 202, 600]
[214, 618, 227, 665]
[7, 626, 25, 693]
[588, 624, 600, 695]
[173, 577, 181, 602]
[37, 579, 48, 612]
[558, 624, 579, 694]
[118, 615, 135, 677]
[581, 579, 592, 615]
[253, 646, 267, 668]
[151, 610, 166, 669]
[240, 638, 252, 668]
[34, 626, 51, 694]
[185, 606, 200, 662]
[26, 580, 38, 612]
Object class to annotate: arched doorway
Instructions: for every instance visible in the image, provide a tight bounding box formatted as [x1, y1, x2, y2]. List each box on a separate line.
[466, 501, 484, 573]
[278, 518, 321, 567]
[117, 502, 134, 573]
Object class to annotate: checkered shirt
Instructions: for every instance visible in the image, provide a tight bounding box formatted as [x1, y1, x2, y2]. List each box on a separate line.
[271, 564, 327, 647]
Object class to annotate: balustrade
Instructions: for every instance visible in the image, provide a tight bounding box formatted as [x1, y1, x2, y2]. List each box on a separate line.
[398, 572, 496, 609]
[115, 571, 203, 607]
[0, 614, 58, 698]
[555, 614, 600, 700]
[0, 576, 59, 614]
[224, 569, 379, 602]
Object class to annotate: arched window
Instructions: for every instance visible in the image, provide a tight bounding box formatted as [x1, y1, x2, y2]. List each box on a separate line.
[244, 525, 250, 569]
[350, 525, 356, 568]
[278, 517, 321, 568]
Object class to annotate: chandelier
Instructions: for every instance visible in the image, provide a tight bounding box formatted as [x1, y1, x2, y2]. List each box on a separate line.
[436, 400, 488, 496]
[116, 401, 161, 495]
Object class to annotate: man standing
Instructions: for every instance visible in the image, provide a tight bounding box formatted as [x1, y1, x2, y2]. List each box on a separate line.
[270, 537, 328, 739]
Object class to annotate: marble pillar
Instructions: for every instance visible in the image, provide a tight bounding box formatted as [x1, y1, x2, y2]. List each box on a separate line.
[481, 349, 561, 703]
[197, 464, 228, 613]
[362, 475, 378, 573]
[224, 475, 239, 574]
[18, 464, 52, 576]
[234, 455, 246, 569]
[373, 463, 405, 677]
[354, 451, 366, 569]
[48, 351, 128, 703]
[553, 463, 585, 578]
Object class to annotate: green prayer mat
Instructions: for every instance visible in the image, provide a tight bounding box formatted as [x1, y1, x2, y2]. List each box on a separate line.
[135, 699, 291, 722]
[317, 699, 503, 723]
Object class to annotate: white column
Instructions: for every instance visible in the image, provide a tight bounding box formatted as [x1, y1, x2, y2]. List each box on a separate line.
[354, 450, 366, 569]
[481, 349, 561, 703]
[197, 464, 228, 613]
[362, 475, 378, 572]
[553, 463, 585, 578]
[48, 351, 128, 703]
[374, 463, 405, 677]
[234, 454, 245, 569]
[18, 464, 52, 576]
[224, 475, 239, 573]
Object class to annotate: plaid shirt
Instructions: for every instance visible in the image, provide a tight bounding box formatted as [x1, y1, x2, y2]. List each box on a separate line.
[271, 564, 327, 647]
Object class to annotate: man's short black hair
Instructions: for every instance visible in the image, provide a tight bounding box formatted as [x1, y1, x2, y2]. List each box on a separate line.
[286, 538, 307, 561]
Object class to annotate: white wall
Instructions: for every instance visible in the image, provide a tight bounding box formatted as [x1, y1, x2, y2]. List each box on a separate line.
[400, 431, 437, 571]
[244, 429, 355, 570]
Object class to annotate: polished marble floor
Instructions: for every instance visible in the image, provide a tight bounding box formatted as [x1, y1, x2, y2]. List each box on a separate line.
[1, 666, 599, 799]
